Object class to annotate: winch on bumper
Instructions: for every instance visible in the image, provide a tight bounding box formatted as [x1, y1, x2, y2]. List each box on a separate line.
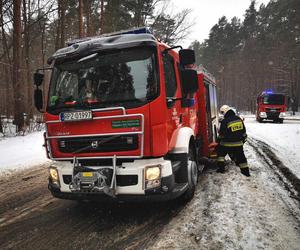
[48, 157, 187, 201]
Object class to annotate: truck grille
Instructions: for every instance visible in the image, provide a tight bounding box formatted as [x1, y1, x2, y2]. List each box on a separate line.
[266, 108, 281, 112]
[266, 112, 280, 119]
[58, 135, 138, 153]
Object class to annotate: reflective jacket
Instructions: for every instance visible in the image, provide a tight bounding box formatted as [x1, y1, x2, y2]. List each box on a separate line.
[218, 110, 247, 147]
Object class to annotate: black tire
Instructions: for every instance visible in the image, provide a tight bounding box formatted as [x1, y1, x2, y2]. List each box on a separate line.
[180, 144, 198, 202]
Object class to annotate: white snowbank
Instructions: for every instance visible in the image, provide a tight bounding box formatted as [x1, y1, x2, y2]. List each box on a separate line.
[245, 117, 300, 179]
[0, 131, 50, 175]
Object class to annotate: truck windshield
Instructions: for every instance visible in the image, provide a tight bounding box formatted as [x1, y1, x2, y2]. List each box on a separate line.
[47, 47, 158, 112]
[263, 94, 285, 105]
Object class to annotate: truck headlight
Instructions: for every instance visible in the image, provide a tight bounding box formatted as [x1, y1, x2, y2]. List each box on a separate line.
[259, 112, 267, 118]
[49, 167, 60, 186]
[279, 112, 286, 118]
[145, 165, 161, 189]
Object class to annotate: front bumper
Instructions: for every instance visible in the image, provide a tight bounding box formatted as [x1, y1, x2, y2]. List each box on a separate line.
[259, 111, 285, 120]
[48, 158, 186, 201]
[49, 177, 187, 202]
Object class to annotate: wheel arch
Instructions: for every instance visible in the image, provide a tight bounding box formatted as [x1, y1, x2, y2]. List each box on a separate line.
[169, 127, 195, 154]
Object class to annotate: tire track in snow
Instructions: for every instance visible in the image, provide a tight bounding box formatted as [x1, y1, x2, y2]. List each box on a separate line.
[247, 137, 300, 202]
[247, 137, 300, 224]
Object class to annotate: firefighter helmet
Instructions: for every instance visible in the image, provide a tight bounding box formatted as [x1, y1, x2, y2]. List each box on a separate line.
[220, 105, 231, 115]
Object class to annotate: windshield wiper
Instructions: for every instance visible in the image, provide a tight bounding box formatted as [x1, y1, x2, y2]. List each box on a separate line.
[103, 99, 144, 104]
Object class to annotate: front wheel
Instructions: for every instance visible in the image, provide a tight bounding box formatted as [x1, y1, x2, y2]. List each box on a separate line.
[180, 145, 198, 202]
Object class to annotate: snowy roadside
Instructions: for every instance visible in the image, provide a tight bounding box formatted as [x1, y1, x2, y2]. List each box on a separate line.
[0, 131, 50, 176]
[150, 144, 300, 250]
[150, 117, 300, 249]
[245, 117, 300, 180]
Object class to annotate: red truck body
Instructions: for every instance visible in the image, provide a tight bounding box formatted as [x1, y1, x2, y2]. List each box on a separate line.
[35, 28, 218, 202]
[256, 91, 286, 123]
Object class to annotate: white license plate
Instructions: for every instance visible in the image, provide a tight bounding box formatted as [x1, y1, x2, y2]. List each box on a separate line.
[60, 111, 92, 122]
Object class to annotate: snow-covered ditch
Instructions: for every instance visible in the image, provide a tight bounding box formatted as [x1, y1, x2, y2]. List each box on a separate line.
[245, 117, 300, 179]
[150, 117, 300, 249]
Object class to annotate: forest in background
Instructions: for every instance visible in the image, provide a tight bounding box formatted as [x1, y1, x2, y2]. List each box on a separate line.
[190, 0, 300, 112]
[0, 0, 192, 131]
[0, 0, 299, 131]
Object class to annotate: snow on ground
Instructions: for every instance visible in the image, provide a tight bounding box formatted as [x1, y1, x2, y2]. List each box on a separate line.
[244, 116, 300, 179]
[150, 142, 300, 250]
[150, 114, 300, 249]
[0, 115, 300, 249]
[0, 131, 50, 175]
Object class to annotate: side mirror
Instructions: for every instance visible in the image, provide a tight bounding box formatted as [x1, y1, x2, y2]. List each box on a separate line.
[181, 69, 198, 94]
[179, 49, 195, 66]
[34, 89, 43, 110]
[34, 72, 44, 86]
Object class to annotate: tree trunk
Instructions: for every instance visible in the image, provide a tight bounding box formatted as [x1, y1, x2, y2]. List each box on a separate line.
[85, 0, 93, 36]
[23, 0, 32, 119]
[79, 0, 84, 38]
[60, 0, 65, 48]
[55, 0, 61, 50]
[13, 0, 25, 131]
[0, 0, 13, 116]
[100, 0, 104, 34]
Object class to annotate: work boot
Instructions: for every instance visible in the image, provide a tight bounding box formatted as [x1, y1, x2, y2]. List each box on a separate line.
[241, 167, 250, 177]
[216, 166, 225, 173]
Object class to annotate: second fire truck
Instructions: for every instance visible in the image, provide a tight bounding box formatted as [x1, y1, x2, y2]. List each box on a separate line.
[256, 90, 286, 123]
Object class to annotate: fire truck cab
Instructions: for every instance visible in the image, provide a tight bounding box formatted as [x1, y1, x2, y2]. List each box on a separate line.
[256, 90, 286, 123]
[33, 28, 218, 202]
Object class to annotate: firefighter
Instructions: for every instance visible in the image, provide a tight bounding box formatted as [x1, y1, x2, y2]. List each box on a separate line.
[216, 105, 250, 177]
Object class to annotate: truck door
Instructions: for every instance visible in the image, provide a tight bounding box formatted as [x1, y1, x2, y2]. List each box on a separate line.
[205, 81, 218, 142]
[162, 52, 181, 141]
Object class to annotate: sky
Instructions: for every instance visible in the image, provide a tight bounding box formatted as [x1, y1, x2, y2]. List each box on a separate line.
[170, 0, 271, 47]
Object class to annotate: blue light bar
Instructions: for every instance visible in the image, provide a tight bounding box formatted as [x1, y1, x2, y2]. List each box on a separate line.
[263, 89, 273, 94]
[103, 27, 152, 36]
[67, 27, 153, 46]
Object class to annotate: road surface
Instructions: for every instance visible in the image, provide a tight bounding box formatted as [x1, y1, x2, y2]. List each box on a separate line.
[1, 132, 300, 249]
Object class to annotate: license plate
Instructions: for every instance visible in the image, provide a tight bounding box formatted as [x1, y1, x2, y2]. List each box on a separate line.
[60, 111, 92, 122]
[82, 172, 93, 177]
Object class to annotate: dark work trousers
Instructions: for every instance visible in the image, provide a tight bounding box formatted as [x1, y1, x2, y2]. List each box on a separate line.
[216, 145, 248, 170]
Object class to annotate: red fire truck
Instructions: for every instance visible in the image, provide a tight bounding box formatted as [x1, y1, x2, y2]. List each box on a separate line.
[256, 90, 286, 123]
[33, 28, 218, 202]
